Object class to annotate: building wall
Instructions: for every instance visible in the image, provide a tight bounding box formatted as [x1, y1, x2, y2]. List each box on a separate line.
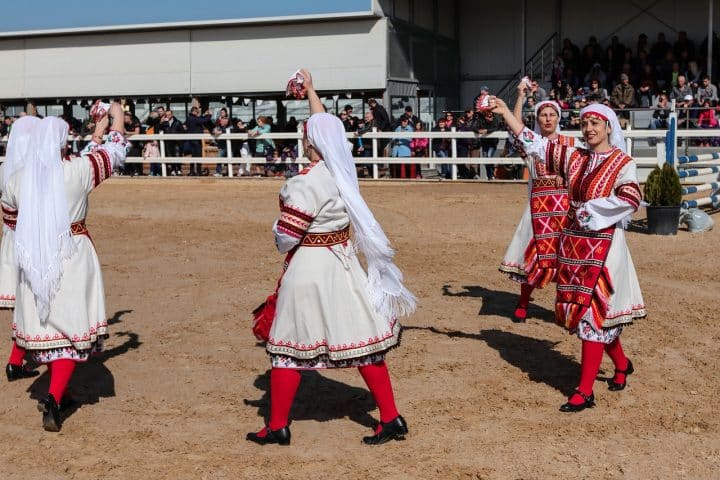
[0, 18, 387, 100]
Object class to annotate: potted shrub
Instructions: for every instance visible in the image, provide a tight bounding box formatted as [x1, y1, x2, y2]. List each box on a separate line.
[644, 163, 682, 235]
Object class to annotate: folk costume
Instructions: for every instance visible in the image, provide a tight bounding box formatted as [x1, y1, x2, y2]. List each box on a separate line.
[2, 116, 42, 381]
[511, 103, 645, 411]
[4, 117, 126, 430]
[248, 112, 415, 446]
[499, 101, 576, 321]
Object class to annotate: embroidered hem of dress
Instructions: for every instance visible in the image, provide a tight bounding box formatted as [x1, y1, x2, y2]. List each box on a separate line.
[30, 336, 105, 364]
[13, 326, 109, 351]
[601, 306, 646, 328]
[499, 263, 527, 276]
[267, 321, 401, 361]
[0, 298, 15, 308]
[270, 352, 386, 369]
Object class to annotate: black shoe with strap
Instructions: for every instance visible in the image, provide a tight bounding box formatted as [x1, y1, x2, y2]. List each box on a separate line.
[246, 426, 291, 446]
[559, 390, 595, 413]
[608, 359, 634, 391]
[6, 363, 40, 382]
[37, 394, 62, 432]
[362, 415, 409, 445]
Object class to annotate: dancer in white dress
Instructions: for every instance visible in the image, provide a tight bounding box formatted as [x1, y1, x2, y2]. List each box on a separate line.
[491, 97, 645, 412]
[2, 116, 42, 381]
[500, 80, 578, 322]
[247, 70, 416, 446]
[5, 102, 126, 431]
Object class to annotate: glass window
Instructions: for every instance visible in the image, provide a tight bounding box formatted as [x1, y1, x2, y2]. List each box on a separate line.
[170, 102, 187, 122]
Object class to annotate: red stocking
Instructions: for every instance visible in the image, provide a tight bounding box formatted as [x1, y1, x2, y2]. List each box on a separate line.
[605, 337, 629, 384]
[8, 342, 26, 366]
[48, 359, 75, 401]
[514, 283, 534, 320]
[568, 340, 605, 405]
[254, 368, 302, 436]
[359, 361, 399, 424]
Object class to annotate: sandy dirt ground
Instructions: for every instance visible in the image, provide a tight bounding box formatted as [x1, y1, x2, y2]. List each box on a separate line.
[0, 178, 718, 480]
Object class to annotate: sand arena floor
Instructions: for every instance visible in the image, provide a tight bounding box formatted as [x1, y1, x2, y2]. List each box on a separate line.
[0, 178, 718, 479]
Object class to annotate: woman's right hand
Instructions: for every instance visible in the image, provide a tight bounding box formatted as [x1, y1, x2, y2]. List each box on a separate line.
[299, 69, 314, 91]
[517, 80, 528, 95]
[488, 96, 509, 115]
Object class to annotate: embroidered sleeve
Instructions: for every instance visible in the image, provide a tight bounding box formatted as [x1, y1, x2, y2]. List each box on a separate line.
[85, 150, 114, 188]
[97, 130, 128, 170]
[80, 140, 101, 155]
[581, 162, 640, 230]
[272, 175, 318, 253]
[83, 131, 128, 190]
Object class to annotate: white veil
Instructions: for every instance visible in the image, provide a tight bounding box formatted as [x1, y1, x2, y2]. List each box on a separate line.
[305, 112, 416, 320]
[580, 104, 627, 153]
[3, 116, 41, 192]
[533, 100, 562, 135]
[14, 117, 75, 322]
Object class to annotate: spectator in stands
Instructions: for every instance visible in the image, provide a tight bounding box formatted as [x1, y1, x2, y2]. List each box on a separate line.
[696, 75, 718, 105]
[587, 79, 609, 103]
[213, 115, 232, 176]
[609, 36, 626, 74]
[443, 111, 456, 128]
[671, 75, 693, 105]
[390, 116, 413, 178]
[409, 120, 428, 179]
[247, 116, 275, 176]
[529, 80, 548, 102]
[678, 95, 698, 129]
[142, 140, 161, 176]
[184, 106, 212, 176]
[580, 36, 603, 75]
[648, 94, 670, 145]
[160, 109, 184, 176]
[636, 80, 654, 108]
[551, 79, 573, 107]
[432, 117, 451, 179]
[611, 73, 636, 124]
[123, 111, 142, 176]
[584, 63, 608, 89]
[650, 32, 672, 64]
[367, 98, 390, 132]
[674, 31, 696, 61]
[697, 99, 719, 146]
[456, 110, 478, 179]
[401, 105, 419, 127]
[686, 60, 702, 87]
[477, 109, 502, 180]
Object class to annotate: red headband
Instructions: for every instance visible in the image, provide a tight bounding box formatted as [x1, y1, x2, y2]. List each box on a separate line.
[581, 111, 608, 121]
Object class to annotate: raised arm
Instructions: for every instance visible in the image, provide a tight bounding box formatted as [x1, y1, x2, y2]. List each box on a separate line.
[298, 69, 324, 115]
[513, 80, 529, 123]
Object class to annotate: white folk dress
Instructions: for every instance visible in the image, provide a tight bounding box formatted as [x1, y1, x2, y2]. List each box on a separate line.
[5, 131, 127, 363]
[512, 128, 646, 343]
[266, 161, 401, 369]
[500, 134, 575, 284]
[0, 163, 19, 308]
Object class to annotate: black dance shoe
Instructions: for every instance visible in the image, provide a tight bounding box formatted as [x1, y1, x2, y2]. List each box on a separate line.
[608, 359, 634, 391]
[6, 363, 40, 382]
[246, 426, 291, 446]
[559, 391, 595, 413]
[362, 415, 409, 445]
[37, 394, 62, 432]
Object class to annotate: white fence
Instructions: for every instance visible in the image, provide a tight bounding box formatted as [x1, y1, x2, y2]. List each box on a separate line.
[2, 126, 719, 181]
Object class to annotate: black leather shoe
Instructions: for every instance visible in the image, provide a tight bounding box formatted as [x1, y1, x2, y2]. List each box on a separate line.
[362, 415, 409, 445]
[559, 391, 595, 412]
[246, 426, 291, 446]
[6, 363, 40, 382]
[37, 394, 62, 432]
[608, 359, 634, 391]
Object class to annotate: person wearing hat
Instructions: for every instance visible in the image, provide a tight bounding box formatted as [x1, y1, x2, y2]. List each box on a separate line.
[500, 79, 579, 322]
[490, 95, 646, 412]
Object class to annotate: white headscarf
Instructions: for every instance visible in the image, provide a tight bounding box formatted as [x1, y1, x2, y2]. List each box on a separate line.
[579, 103, 627, 153]
[14, 116, 75, 322]
[533, 100, 562, 135]
[3, 116, 41, 192]
[305, 112, 416, 320]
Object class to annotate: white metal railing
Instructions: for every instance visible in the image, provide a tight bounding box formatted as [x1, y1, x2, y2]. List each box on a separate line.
[0, 126, 715, 180]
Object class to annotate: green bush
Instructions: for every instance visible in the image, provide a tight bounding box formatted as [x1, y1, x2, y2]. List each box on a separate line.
[644, 163, 682, 206]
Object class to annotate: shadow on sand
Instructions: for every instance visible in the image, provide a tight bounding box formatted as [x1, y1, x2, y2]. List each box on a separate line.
[441, 283, 555, 323]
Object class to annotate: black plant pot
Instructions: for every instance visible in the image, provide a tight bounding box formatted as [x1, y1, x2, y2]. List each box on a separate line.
[646, 205, 681, 235]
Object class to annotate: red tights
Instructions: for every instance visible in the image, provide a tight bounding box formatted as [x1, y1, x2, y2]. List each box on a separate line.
[47, 359, 76, 402]
[256, 362, 399, 436]
[8, 342, 26, 366]
[568, 338, 628, 405]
